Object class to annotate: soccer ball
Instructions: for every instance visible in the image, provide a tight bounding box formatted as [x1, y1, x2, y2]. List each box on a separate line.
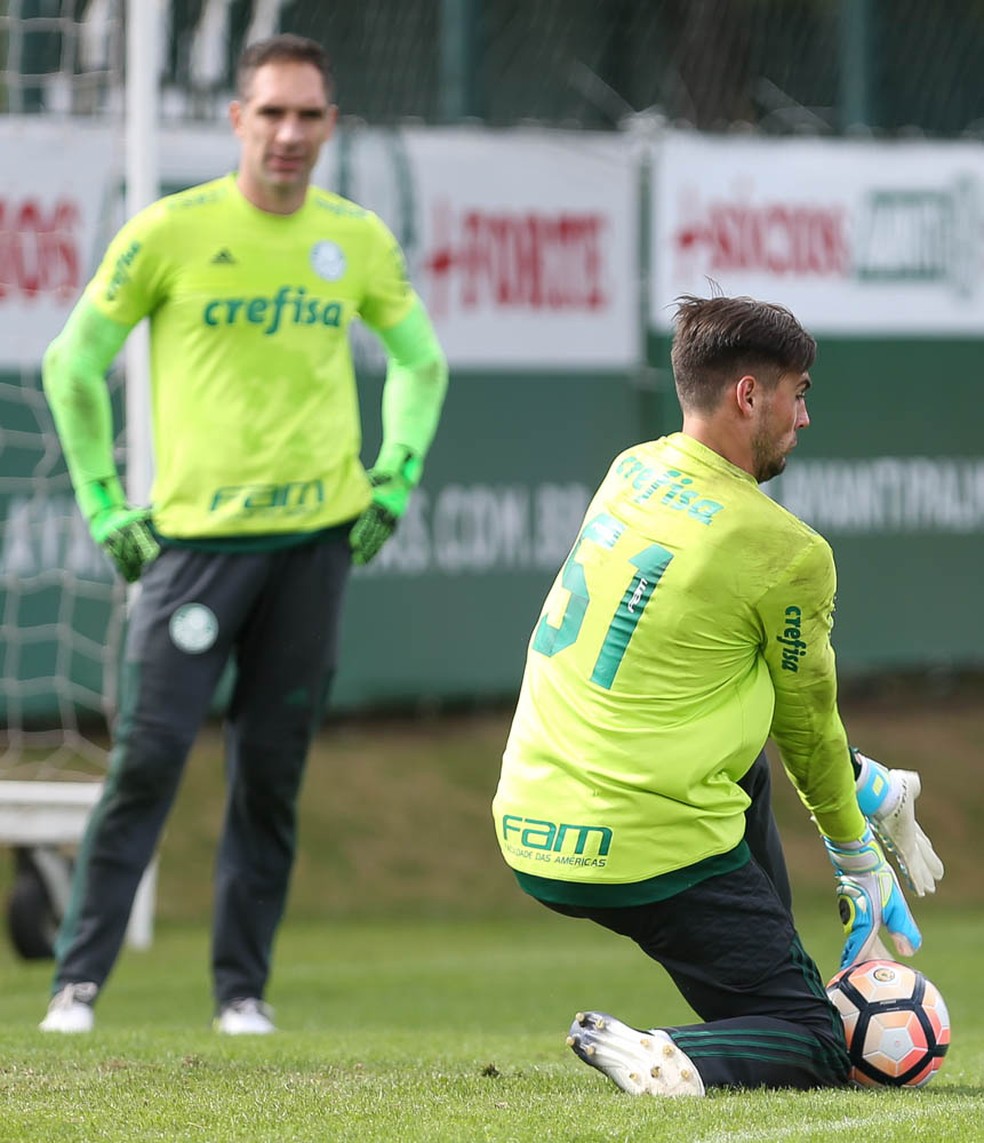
[826, 959, 950, 1087]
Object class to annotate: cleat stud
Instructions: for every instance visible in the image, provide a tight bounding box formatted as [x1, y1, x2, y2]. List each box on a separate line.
[565, 1036, 575, 1047]
[650, 1066, 661, 1078]
[640, 1037, 652, 1049]
[585, 1045, 596, 1057]
[575, 1012, 586, 1024]
[628, 1072, 640, 1083]
[594, 1017, 606, 1030]
[681, 1068, 693, 1081]
[663, 1044, 675, 1057]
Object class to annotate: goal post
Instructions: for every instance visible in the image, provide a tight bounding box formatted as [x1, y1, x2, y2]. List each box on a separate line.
[0, 5, 127, 776]
[123, 0, 160, 506]
[0, 0, 159, 766]
[0, 0, 160, 955]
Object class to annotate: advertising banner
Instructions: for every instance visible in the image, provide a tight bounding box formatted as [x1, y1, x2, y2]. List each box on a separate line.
[0, 122, 640, 371]
[331, 127, 639, 368]
[651, 131, 984, 334]
[0, 120, 119, 369]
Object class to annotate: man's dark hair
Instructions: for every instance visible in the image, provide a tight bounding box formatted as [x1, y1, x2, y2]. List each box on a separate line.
[236, 34, 334, 102]
[670, 295, 816, 414]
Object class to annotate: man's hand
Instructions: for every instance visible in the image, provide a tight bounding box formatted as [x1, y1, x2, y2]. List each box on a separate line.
[78, 477, 159, 584]
[90, 506, 160, 583]
[350, 445, 422, 566]
[824, 827, 922, 969]
[854, 750, 944, 897]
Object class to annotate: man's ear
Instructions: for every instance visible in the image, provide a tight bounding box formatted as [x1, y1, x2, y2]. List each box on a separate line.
[735, 374, 757, 417]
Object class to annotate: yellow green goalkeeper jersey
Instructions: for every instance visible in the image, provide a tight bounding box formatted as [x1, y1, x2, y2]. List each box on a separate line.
[83, 174, 415, 539]
[492, 432, 865, 897]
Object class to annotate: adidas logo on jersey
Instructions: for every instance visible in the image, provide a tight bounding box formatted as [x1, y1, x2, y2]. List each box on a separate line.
[211, 248, 237, 264]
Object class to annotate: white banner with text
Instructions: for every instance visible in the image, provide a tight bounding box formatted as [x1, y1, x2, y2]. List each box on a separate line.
[651, 131, 984, 334]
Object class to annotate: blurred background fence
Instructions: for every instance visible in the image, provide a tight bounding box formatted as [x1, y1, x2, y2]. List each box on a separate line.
[3, 0, 984, 768]
[6, 0, 984, 135]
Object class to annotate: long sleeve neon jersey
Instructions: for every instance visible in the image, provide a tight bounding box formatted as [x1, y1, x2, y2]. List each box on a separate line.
[73, 174, 417, 539]
[492, 432, 865, 888]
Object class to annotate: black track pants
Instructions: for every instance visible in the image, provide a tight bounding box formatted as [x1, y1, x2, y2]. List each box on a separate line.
[544, 752, 851, 1090]
[54, 537, 351, 1007]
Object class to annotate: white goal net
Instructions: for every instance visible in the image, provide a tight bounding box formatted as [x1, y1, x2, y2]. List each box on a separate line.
[1, 1, 128, 778]
[0, 1, 307, 779]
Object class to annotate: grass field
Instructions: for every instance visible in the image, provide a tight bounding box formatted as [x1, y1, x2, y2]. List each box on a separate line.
[2, 688, 983, 1140]
[1, 907, 982, 1142]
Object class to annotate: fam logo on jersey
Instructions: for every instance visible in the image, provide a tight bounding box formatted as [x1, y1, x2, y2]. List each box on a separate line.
[310, 240, 346, 281]
[500, 814, 613, 868]
[169, 603, 219, 654]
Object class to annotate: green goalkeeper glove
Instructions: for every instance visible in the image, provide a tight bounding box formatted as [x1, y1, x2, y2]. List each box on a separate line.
[853, 749, 943, 897]
[823, 826, 922, 969]
[350, 445, 422, 566]
[77, 477, 159, 584]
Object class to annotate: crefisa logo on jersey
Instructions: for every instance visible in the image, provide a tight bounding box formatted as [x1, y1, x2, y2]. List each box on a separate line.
[776, 605, 808, 672]
[169, 603, 219, 654]
[310, 240, 346, 281]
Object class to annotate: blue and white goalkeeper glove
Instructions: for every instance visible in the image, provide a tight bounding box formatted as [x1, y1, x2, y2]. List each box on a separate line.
[854, 749, 943, 897]
[824, 826, 922, 969]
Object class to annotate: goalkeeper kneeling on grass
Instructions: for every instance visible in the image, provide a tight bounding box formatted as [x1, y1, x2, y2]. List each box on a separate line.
[492, 294, 943, 1095]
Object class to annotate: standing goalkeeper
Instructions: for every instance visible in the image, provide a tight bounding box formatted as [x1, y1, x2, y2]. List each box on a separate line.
[492, 294, 941, 1093]
[39, 33, 447, 1034]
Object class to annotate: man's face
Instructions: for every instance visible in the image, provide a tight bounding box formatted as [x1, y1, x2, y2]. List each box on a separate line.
[750, 370, 811, 483]
[230, 60, 336, 211]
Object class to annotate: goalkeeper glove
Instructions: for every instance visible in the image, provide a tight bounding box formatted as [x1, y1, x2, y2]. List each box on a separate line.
[823, 826, 922, 969]
[78, 477, 159, 584]
[350, 445, 422, 566]
[854, 749, 943, 897]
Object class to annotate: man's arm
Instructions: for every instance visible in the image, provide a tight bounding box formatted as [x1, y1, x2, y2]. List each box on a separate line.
[759, 531, 942, 893]
[350, 296, 448, 565]
[42, 301, 129, 493]
[758, 536, 924, 965]
[760, 536, 941, 892]
[375, 295, 448, 462]
[42, 301, 159, 582]
[760, 537, 865, 842]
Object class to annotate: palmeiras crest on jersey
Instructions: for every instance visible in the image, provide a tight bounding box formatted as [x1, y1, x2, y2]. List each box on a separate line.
[169, 603, 219, 654]
[310, 240, 347, 281]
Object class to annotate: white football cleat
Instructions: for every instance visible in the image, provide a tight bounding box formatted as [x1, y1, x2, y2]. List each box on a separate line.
[213, 998, 276, 1035]
[567, 1011, 705, 1097]
[39, 982, 98, 1033]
